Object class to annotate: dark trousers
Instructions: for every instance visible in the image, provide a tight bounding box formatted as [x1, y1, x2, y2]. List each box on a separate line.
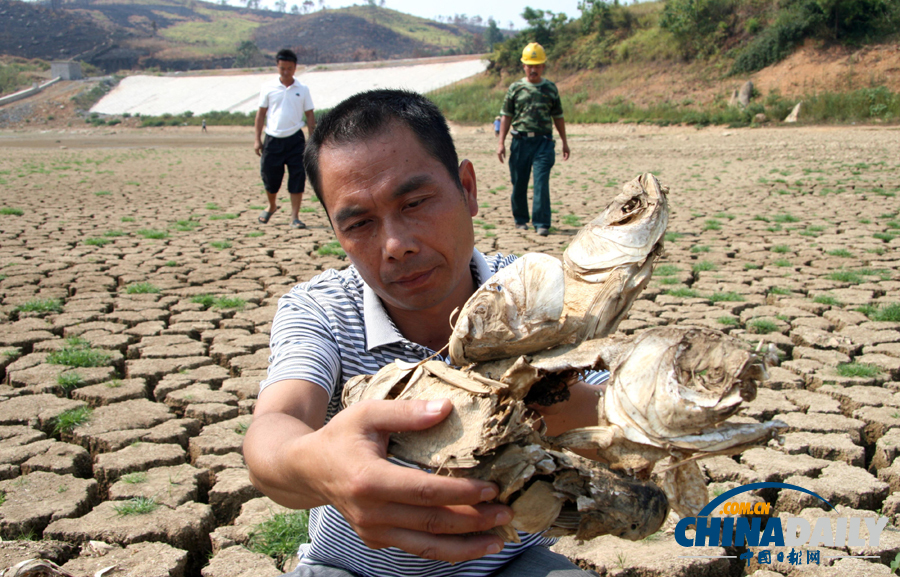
[260, 130, 306, 194]
[509, 134, 555, 230]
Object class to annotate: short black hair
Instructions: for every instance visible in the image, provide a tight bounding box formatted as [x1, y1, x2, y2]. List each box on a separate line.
[304, 89, 461, 215]
[276, 49, 297, 63]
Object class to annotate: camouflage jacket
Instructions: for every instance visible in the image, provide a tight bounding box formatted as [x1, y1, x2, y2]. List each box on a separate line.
[500, 78, 563, 135]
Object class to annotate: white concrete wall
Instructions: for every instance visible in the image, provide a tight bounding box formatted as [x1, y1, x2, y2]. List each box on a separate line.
[90, 57, 487, 116]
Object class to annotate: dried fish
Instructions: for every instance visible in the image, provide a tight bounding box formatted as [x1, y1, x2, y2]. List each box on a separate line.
[343, 360, 669, 542]
[449, 173, 667, 366]
[345, 173, 783, 542]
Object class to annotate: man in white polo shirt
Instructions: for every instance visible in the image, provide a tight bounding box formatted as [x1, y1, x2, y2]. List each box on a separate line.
[254, 48, 316, 229]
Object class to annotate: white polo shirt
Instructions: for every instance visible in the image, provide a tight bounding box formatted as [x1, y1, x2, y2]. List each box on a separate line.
[258, 77, 314, 138]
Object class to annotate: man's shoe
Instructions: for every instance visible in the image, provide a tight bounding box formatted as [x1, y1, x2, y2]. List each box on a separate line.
[537, 227, 550, 236]
[515, 224, 529, 230]
[291, 219, 306, 229]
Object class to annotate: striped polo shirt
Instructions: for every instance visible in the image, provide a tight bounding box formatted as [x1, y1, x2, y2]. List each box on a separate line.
[261, 250, 608, 577]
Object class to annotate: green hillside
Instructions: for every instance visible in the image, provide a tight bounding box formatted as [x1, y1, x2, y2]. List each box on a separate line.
[0, 0, 488, 72]
[432, 0, 900, 127]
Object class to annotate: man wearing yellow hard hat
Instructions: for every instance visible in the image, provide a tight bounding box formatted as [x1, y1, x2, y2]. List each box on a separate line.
[496, 42, 570, 237]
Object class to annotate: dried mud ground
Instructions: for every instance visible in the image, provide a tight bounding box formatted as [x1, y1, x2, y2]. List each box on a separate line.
[0, 122, 898, 577]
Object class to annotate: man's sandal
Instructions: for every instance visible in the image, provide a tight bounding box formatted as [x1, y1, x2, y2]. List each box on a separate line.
[291, 219, 306, 229]
[258, 208, 278, 224]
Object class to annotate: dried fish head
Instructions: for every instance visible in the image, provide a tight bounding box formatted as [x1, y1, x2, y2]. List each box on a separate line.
[449, 174, 669, 365]
[603, 326, 780, 451]
[564, 173, 668, 283]
[449, 253, 569, 365]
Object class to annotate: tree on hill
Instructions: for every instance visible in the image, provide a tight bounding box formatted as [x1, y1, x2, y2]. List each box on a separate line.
[275, 0, 286, 11]
[484, 18, 504, 49]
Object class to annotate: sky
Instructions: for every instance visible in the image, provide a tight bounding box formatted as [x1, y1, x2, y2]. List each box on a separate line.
[257, 0, 585, 29]
[354, 0, 584, 29]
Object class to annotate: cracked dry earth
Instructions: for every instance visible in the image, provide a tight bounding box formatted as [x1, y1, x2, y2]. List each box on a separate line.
[0, 122, 898, 577]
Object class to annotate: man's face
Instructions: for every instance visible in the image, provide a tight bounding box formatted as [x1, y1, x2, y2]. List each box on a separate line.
[276, 59, 296, 83]
[523, 63, 544, 84]
[317, 125, 479, 316]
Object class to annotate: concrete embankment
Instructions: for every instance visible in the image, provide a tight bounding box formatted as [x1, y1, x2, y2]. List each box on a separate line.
[91, 56, 488, 116]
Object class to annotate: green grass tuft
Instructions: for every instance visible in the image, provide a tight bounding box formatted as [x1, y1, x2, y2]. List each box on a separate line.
[57, 372, 84, 393]
[770, 245, 791, 253]
[827, 249, 853, 258]
[14, 299, 63, 314]
[46, 342, 111, 368]
[53, 406, 92, 435]
[835, 363, 881, 378]
[120, 472, 148, 484]
[768, 287, 792, 295]
[827, 270, 864, 284]
[702, 220, 721, 231]
[104, 230, 126, 237]
[84, 237, 111, 247]
[743, 263, 762, 270]
[655, 265, 680, 276]
[664, 232, 685, 242]
[666, 288, 699, 298]
[164, 261, 178, 267]
[317, 241, 346, 257]
[717, 316, 739, 326]
[209, 213, 238, 221]
[247, 231, 265, 238]
[773, 213, 800, 223]
[856, 303, 900, 322]
[191, 294, 246, 310]
[113, 497, 159, 515]
[812, 294, 841, 306]
[137, 229, 169, 240]
[126, 282, 160, 294]
[210, 241, 232, 250]
[0, 207, 24, 216]
[708, 292, 745, 302]
[172, 220, 199, 232]
[692, 261, 716, 272]
[690, 245, 710, 253]
[748, 319, 780, 334]
[248, 511, 310, 567]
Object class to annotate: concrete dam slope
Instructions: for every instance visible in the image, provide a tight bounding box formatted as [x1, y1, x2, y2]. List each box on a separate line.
[91, 56, 488, 116]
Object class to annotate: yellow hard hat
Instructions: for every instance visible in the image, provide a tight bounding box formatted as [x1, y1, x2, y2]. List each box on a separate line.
[520, 42, 547, 65]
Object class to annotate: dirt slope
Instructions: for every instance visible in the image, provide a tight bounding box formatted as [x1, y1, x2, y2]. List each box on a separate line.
[554, 42, 900, 109]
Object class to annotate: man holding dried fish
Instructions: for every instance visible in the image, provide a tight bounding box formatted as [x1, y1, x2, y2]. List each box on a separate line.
[244, 90, 602, 576]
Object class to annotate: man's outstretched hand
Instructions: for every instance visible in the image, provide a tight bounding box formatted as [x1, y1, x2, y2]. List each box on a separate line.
[319, 399, 512, 561]
[245, 391, 514, 564]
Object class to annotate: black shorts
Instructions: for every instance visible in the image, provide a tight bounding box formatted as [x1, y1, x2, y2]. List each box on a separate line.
[260, 130, 306, 194]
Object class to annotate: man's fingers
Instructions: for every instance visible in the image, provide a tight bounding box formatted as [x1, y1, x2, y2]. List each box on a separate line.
[352, 398, 452, 433]
[364, 527, 505, 563]
[354, 457, 499, 507]
[367, 502, 512, 536]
